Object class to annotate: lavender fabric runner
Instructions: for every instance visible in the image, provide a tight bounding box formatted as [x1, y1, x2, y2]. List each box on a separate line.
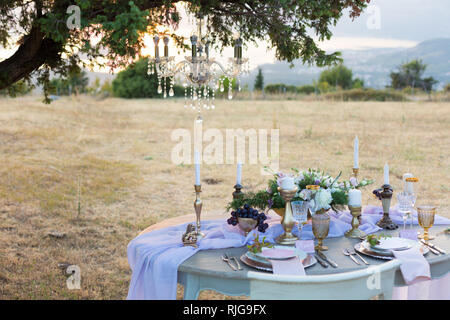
[127, 206, 450, 300]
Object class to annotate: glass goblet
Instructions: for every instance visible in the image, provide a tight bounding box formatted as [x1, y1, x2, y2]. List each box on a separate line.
[397, 192, 412, 230]
[417, 205, 436, 241]
[292, 200, 309, 235]
[312, 211, 330, 251]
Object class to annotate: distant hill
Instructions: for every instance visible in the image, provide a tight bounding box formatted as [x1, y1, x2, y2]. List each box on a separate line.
[241, 38, 450, 90]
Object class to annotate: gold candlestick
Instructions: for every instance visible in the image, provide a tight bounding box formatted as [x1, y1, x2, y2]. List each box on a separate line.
[194, 184, 205, 237]
[232, 183, 243, 200]
[276, 186, 298, 245]
[345, 205, 366, 238]
[352, 168, 359, 184]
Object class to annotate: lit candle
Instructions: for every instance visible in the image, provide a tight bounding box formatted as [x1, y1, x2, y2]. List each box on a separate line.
[236, 162, 242, 185]
[384, 163, 389, 185]
[348, 189, 362, 207]
[280, 177, 295, 190]
[194, 151, 201, 185]
[353, 136, 359, 169]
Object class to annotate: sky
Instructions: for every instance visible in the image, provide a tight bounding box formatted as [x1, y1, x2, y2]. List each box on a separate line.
[1, 0, 449, 71]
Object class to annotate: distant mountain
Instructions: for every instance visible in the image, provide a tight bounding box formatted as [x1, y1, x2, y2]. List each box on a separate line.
[241, 38, 450, 90]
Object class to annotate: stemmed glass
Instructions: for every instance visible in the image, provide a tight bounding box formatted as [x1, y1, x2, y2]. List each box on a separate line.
[397, 192, 414, 230]
[417, 205, 436, 241]
[292, 200, 309, 235]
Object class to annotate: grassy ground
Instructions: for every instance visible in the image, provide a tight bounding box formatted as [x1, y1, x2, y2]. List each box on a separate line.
[0, 95, 448, 299]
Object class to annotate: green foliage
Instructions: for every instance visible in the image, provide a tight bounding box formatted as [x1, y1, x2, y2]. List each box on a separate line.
[389, 60, 438, 93]
[0, 0, 371, 99]
[264, 83, 298, 94]
[352, 78, 364, 89]
[323, 88, 407, 101]
[297, 84, 316, 95]
[254, 68, 264, 91]
[444, 83, 450, 92]
[319, 64, 354, 90]
[0, 79, 32, 97]
[49, 69, 89, 95]
[112, 58, 184, 98]
[247, 234, 273, 254]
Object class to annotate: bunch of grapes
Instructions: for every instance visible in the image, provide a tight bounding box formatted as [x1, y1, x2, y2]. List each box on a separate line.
[227, 204, 269, 233]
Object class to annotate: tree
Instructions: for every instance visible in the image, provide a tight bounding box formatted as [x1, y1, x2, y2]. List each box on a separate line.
[0, 1, 371, 102]
[49, 68, 88, 95]
[254, 68, 264, 91]
[0, 79, 33, 97]
[319, 64, 353, 90]
[389, 60, 437, 94]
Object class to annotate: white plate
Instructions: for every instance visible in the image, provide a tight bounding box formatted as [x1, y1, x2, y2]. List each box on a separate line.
[372, 237, 413, 251]
[254, 246, 298, 260]
[248, 246, 307, 263]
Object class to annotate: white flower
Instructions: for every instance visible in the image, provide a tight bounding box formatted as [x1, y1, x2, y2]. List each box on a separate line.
[298, 189, 312, 201]
[313, 189, 332, 212]
[294, 172, 305, 184]
[350, 177, 358, 187]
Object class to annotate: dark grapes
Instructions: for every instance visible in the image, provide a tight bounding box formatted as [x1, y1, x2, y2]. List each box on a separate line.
[227, 205, 269, 233]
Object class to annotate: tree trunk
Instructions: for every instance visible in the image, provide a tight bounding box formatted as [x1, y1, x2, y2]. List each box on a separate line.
[0, 26, 62, 90]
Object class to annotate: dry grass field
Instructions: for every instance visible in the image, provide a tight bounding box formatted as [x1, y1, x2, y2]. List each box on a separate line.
[0, 95, 449, 299]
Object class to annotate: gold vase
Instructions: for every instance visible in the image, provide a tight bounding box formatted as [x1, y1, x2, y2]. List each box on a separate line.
[345, 205, 366, 239]
[237, 217, 258, 236]
[272, 207, 285, 217]
[275, 187, 298, 245]
[312, 209, 330, 251]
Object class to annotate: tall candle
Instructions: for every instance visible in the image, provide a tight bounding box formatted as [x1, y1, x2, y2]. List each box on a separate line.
[384, 163, 389, 185]
[236, 162, 242, 185]
[353, 136, 359, 169]
[194, 151, 201, 185]
[348, 189, 362, 207]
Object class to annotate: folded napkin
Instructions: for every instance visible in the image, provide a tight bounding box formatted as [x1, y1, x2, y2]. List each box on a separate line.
[270, 257, 305, 275]
[295, 240, 315, 253]
[392, 246, 431, 285]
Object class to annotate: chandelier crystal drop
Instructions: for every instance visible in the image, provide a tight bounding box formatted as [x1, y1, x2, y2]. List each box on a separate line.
[147, 15, 249, 112]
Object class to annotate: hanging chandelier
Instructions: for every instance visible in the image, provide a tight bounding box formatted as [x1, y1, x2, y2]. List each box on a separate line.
[147, 14, 249, 112]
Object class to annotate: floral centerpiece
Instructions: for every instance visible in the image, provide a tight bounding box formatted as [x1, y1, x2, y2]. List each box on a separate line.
[227, 167, 374, 216]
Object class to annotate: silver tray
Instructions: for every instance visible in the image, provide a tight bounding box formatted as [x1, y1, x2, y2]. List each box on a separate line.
[354, 242, 429, 260]
[240, 253, 317, 272]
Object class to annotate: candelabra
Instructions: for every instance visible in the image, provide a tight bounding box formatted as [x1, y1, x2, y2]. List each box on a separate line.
[147, 14, 249, 112]
[276, 187, 299, 245]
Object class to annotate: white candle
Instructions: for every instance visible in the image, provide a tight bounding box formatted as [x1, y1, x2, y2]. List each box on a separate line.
[236, 162, 242, 185]
[280, 176, 295, 190]
[403, 173, 414, 194]
[194, 151, 201, 185]
[353, 136, 359, 169]
[348, 189, 362, 207]
[384, 163, 389, 185]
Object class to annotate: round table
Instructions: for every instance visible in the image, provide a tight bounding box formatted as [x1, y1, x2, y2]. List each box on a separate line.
[177, 225, 450, 299]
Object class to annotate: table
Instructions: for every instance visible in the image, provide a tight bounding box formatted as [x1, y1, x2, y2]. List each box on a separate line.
[177, 225, 449, 299]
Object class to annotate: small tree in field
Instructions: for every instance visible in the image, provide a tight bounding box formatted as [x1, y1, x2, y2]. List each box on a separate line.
[319, 64, 353, 90]
[389, 60, 438, 95]
[254, 68, 264, 91]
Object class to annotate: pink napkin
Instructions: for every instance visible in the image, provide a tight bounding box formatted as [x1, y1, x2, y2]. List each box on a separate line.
[270, 258, 305, 275]
[392, 246, 430, 285]
[295, 240, 315, 253]
[399, 229, 418, 241]
[262, 248, 296, 259]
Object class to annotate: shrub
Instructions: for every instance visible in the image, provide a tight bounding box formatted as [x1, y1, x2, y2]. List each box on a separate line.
[264, 83, 298, 94]
[323, 88, 407, 101]
[297, 84, 315, 95]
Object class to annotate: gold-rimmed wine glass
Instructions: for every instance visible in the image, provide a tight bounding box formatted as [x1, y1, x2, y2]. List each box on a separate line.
[417, 205, 436, 241]
[312, 210, 330, 251]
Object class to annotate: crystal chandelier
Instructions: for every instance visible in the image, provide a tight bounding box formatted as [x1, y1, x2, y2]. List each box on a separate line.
[147, 14, 249, 112]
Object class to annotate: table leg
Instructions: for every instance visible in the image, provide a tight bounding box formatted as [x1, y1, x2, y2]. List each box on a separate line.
[183, 274, 200, 300]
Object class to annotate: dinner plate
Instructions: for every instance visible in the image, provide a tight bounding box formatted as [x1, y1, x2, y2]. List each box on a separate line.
[249, 247, 307, 263]
[253, 246, 302, 260]
[372, 237, 413, 251]
[362, 238, 415, 254]
[240, 253, 317, 272]
[354, 242, 429, 260]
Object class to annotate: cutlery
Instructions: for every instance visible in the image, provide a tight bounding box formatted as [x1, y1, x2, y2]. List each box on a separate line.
[343, 249, 360, 265]
[222, 254, 237, 271]
[423, 241, 446, 254]
[419, 240, 443, 255]
[229, 254, 243, 270]
[317, 250, 338, 268]
[314, 253, 329, 268]
[347, 247, 370, 265]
